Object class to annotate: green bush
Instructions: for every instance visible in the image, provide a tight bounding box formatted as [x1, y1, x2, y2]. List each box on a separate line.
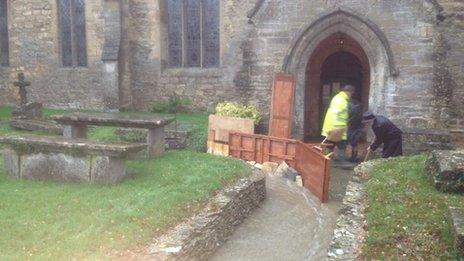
[152, 94, 192, 114]
[215, 102, 262, 125]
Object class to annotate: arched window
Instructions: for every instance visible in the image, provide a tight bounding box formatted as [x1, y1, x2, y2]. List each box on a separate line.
[166, 0, 220, 68]
[58, 0, 87, 67]
[0, 0, 9, 67]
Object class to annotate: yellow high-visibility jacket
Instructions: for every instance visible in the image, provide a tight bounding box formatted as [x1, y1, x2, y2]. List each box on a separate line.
[321, 91, 349, 140]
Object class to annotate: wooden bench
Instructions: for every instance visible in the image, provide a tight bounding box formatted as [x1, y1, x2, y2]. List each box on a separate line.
[0, 135, 146, 184]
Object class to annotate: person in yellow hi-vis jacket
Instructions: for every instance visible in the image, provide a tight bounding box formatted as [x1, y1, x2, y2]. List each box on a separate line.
[321, 85, 355, 161]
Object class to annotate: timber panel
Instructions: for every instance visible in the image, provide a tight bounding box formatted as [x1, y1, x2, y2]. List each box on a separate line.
[295, 142, 331, 203]
[269, 73, 295, 139]
[229, 133, 297, 168]
[229, 132, 331, 203]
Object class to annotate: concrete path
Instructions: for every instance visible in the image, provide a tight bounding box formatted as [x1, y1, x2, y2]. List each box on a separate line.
[210, 166, 353, 261]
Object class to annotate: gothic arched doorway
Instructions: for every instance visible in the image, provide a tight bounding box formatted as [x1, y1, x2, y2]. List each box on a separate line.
[304, 33, 370, 140]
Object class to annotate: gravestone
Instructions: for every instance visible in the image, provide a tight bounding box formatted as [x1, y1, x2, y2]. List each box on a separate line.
[426, 150, 464, 193]
[9, 73, 63, 134]
[12, 72, 43, 119]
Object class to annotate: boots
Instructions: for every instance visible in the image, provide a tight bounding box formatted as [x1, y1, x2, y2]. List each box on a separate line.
[349, 148, 359, 163]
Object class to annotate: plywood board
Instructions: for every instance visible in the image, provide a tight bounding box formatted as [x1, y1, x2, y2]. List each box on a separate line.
[269, 73, 296, 139]
[229, 132, 331, 203]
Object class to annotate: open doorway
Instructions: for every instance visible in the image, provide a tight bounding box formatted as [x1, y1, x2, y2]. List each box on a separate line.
[304, 33, 370, 141]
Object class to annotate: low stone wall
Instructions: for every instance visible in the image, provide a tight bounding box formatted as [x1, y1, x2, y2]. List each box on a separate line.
[327, 161, 377, 260]
[148, 169, 266, 260]
[115, 123, 190, 150]
[402, 128, 454, 154]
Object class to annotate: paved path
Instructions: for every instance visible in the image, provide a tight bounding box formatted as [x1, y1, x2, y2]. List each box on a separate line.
[210, 166, 353, 261]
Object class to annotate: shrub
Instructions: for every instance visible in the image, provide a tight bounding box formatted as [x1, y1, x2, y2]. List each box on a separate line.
[152, 94, 192, 114]
[215, 102, 262, 125]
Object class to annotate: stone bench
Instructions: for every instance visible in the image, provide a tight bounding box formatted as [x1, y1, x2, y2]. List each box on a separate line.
[0, 135, 146, 184]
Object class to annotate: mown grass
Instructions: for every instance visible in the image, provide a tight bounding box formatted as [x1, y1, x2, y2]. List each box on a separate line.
[0, 106, 209, 151]
[0, 106, 247, 259]
[363, 155, 464, 259]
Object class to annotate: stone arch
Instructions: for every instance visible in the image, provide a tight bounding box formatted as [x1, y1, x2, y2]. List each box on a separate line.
[282, 9, 398, 138]
[304, 33, 370, 138]
[283, 8, 397, 76]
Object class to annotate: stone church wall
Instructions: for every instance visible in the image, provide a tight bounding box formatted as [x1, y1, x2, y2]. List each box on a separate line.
[0, 0, 462, 137]
[0, 0, 107, 110]
[436, 0, 464, 139]
[125, 0, 462, 136]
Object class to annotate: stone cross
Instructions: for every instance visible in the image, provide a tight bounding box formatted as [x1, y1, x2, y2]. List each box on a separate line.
[13, 73, 31, 106]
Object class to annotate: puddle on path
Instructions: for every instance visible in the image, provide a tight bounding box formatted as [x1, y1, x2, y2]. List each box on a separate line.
[210, 166, 352, 261]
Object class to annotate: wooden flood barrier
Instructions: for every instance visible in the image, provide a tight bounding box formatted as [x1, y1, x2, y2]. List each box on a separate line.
[229, 132, 331, 203]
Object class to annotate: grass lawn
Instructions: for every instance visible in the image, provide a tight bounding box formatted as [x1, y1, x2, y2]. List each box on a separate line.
[0, 106, 208, 151]
[0, 106, 250, 259]
[363, 155, 464, 259]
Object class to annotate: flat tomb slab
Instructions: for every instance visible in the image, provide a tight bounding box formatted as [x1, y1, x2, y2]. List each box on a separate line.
[0, 135, 145, 184]
[51, 113, 175, 129]
[426, 150, 464, 193]
[0, 135, 146, 158]
[449, 207, 464, 257]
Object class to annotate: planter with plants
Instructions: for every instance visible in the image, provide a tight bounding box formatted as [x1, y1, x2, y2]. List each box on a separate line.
[207, 102, 262, 156]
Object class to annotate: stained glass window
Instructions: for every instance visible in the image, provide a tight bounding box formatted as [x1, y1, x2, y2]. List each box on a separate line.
[74, 0, 87, 66]
[167, 0, 183, 67]
[0, 0, 9, 67]
[202, 0, 220, 68]
[59, 0, 87, 67]
[166, 0, 220, 68]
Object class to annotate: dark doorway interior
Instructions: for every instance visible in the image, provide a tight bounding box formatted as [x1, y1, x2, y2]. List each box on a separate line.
[319, 52, 363, 132]
[304, 33, 370, 142]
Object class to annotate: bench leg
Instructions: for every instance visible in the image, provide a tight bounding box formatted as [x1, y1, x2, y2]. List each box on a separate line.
[63, 125, 88, 139]
[148, 128, 165, 158]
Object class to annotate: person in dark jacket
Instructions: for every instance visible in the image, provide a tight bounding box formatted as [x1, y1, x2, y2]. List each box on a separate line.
[347, 100, 364, 162]
[363, 112, 403, 158]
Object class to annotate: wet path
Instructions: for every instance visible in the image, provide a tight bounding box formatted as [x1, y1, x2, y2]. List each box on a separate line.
[210, 166, 353, 261]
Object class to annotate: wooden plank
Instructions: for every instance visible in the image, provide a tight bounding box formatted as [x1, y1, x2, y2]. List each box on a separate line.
[208, 115, 254, 143]
[295, 141, 331, 203]
[269, 73, 296, 139]
[229, 132, 331, 203]
[207, 115, 254, 156]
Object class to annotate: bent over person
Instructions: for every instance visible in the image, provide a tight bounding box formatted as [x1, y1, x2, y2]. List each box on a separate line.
[321, 85, 355, 161]
[362, 112, 403, 158]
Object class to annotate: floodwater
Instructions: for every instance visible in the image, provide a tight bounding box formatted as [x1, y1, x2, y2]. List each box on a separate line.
[210, 166, 353, 261]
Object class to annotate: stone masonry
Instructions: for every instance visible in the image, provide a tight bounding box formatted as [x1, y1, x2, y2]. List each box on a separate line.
[148, 169, 266, 260]
[0, 0, 462, 140]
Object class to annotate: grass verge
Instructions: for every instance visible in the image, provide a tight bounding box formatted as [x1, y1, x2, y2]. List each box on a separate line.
[363, 155, 464, 259]
[0, 106, 244, 259]
[0, 151, 251, 259]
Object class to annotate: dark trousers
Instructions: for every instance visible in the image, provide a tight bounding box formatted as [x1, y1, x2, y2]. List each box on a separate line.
[382, 134, 403, 158]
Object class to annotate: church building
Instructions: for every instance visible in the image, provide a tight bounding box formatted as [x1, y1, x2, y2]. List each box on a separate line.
[0, 0, 462, 140]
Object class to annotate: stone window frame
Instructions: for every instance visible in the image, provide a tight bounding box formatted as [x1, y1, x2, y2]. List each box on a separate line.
[57, 0, 88, 68]
[164, 0, 221, 69]
[0, 0, 9, 67]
